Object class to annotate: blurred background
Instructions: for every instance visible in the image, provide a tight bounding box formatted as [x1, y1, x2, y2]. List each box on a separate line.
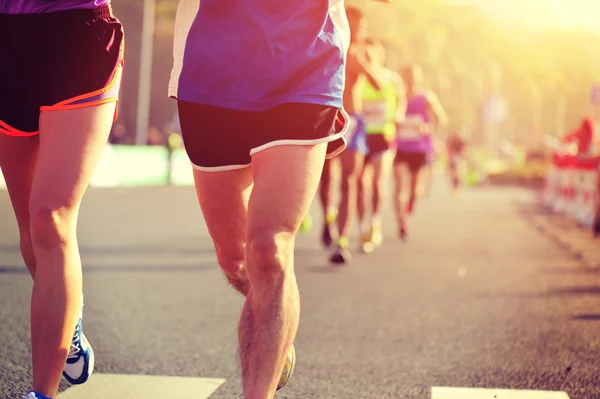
[105, 0, 600, 186]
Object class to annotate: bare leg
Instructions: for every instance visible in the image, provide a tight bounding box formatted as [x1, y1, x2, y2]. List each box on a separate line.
[318, 158, 337, 247]
[370, 150, 394, 222]
[0, 135, 39, 277]
[393, 162, 409, 239]
[336, 150, 364, 242]
[319, 158, 333, 218]
[356, 161, 369, 233]
[193, 167, 253, 295]
[240, 143, 326, 398]
[27, 104, 114, 397]
[407, 167, 422, 215]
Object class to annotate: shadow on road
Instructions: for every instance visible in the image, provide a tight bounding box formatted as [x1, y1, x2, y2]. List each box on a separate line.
[570, 314, 600, 321]
[0, 263, 216, 274]
[537, 266, 600, 275]
[0, 243, 216, 256]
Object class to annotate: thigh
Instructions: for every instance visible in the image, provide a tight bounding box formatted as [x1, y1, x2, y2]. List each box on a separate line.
[31, 103, 116, 218]
[0, 135, 39, 231]
[193, 167, 253, 263]
[247, 143, 327, 238]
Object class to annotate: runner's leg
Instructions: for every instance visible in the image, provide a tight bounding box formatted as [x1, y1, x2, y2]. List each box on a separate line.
[240, 143, 327, 398]
[28, 103, 115, 397]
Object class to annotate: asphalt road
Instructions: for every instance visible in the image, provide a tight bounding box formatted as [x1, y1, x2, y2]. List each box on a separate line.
[1, 179, 599, 399]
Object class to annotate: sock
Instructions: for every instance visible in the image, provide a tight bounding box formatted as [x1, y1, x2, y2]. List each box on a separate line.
[79, 294, 84, 320]
[326, 207, 337, 224]
[337, 236, 349, 248]
[27, 391, 53, 399]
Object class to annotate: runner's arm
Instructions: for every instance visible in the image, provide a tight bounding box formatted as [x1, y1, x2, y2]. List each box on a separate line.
[347, 46, 383, 91]
[393, 72, 407, 126]
[424, 90, 448, 130]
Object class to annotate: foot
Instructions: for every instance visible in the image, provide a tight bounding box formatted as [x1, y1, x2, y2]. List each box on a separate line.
[370, 223, 383, 248]
[276, 344, 296, 391]
[399, 220, 409, 241]
[359, 232, 375, 254]
[63, 318, 94, 385]
[24, 392, 52, 399]
[329, 239, 351, 265]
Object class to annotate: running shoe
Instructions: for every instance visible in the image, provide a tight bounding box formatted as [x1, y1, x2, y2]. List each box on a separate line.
[330, 237, 351, 265]
[370, 222, 383, 248]
[399, 220, 409, 241]
[359, 232, 374, 254]
[24, 392, 52, 399]
[63, 315, 94, 384]
[276, 344, 296, 390]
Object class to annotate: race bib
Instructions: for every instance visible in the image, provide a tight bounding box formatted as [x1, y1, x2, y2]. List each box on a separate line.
[397, 115, 424, 140]
[363, 101, 387, 127]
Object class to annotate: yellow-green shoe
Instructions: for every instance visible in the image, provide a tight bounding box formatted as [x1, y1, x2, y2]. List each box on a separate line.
[276, 344, 296, 391]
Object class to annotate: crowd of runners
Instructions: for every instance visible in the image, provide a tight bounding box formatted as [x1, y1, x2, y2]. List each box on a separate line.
[316, 7, 468, 265]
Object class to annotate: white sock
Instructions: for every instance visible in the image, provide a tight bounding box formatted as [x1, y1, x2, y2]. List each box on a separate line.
[79, 294, 84, 320]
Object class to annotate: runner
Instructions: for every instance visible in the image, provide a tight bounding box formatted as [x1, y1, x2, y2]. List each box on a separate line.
[0, 2, 123, 399]
[329, 7, 384, 265]
[394, 65, 447, 240]
[357, 40, 405, 253]
[447, 129, 467, 193]
[169, 1, 388, 396]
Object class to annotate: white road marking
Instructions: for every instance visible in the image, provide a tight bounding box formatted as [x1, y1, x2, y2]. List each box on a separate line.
[59, 374, 226, 399]
[432, 387, 570, 399]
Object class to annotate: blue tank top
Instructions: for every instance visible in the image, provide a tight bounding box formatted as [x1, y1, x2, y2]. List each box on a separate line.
[169, 0, 350, 111]
[0, 0, 109, 14]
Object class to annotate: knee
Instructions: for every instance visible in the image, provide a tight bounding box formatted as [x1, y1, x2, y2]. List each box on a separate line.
[29, 207, 74, 250]
[246, 230, 294, 282]
[215, 243, 245, 276]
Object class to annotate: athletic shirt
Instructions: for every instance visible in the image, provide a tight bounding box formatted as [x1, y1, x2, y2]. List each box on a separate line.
[396, 91, 432, 153]
[169, 0, 350, 111]
[0, 0, 109, 14]
[362, 70, 397, 141]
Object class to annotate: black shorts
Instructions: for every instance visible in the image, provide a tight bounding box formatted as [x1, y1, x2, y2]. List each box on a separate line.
[394, 150, 428, 173]
[177, 101, 348, 171]
[365, 132, 393, 163]
[0, 6, 124, 136]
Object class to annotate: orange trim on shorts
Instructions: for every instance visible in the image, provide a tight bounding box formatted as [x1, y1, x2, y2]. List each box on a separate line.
[0, 120, 39, 137]
[40, 63, 123, 113]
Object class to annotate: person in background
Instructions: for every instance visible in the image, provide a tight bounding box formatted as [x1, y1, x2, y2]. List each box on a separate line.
[446, 129, 467, 193]
[563, 118, 597, 156]
[393, 65, 448, 240]
[356, 40, 406, 253]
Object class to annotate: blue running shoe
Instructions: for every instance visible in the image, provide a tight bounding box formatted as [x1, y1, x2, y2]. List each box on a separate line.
[63, 307, 94, 384]
[24, 391, 52, 399]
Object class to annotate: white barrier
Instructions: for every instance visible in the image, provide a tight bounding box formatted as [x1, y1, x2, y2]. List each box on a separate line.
[540, 155, 600, 229]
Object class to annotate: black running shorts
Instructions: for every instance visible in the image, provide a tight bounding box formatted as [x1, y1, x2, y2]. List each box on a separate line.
[394, 150, 428, 173]
[177, 101, 348, 171]
[365, 132, 393, 163]
[0, 6, 124, 136]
